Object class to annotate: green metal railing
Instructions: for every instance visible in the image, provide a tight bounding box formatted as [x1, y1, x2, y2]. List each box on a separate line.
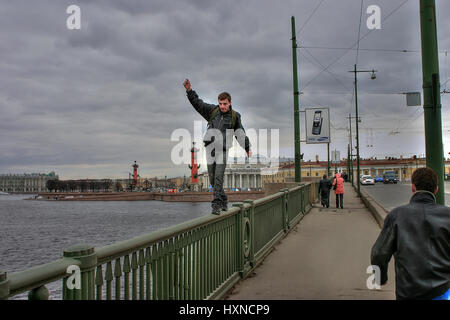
[1, 182, 318, 300]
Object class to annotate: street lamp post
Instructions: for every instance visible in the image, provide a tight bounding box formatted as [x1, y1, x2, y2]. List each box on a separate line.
[349, 65, 377, 197]
[309, 163, 312, 179]
[347, 114, 360, 185]
[327, 142, 330, 177]
[334, 149, 338, 173]
[291, 16, 301, 183]
[420, 0, 445, 205]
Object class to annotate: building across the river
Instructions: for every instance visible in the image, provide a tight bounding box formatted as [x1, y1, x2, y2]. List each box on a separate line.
[199, 155, 273, 191]
[0, 172, 58, 193]
[199, 155, 450, 190]
[261, 156, 450, 185]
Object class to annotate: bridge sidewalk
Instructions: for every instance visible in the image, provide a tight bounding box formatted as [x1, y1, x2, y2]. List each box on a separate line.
[226, 182, 396, 300]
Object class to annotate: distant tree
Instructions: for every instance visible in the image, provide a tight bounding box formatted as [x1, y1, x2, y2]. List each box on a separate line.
[80, 180, 88, 192]
[46, 179, 57, 192]
[103, 180, 112, 192]
[68, 180, 78, 192]
[115, 181, 122, 192]
[56, 181, 68, 192]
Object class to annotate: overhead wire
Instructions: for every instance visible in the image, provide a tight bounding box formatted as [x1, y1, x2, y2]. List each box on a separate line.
[299, 0, 411, 92]
[299, 46, 421, 53]
[297, 0, 326, 36]
[355, 0, 365, 66]
[302, 48, 353, 92]
[296, 0, 424, 148]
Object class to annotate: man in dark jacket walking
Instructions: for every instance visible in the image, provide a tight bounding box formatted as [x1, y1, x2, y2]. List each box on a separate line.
[184, 79, 251, 215]
[318, 174, 332, 208]
[371, 167, 450, 300]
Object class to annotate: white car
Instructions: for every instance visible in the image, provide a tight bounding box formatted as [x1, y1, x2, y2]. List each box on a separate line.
[360, 175, 375, 185]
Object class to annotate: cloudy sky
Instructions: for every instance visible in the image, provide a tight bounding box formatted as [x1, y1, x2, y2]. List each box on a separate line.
[1, 0, 449, 179]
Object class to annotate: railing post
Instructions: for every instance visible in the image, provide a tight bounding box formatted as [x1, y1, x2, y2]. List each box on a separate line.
[0, 270, 10, 300]
[233, 202, 253, 278]
[296, 183, 306, 215]
[243, 200, 255, 268]
[63, 244, 97, 300]
[28, 285, 50, 300]
[232, 202, 245, 278]
[280, 188, 289, 231]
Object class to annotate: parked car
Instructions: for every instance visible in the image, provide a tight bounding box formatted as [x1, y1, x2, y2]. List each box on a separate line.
[374, 176, 383, 183]
[360, 175, 375, 185]
[383, 171, 398, 184]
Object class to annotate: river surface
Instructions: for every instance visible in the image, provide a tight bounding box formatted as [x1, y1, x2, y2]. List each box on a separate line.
[0, 194, 226, 299]
[0, 194, 222, 272]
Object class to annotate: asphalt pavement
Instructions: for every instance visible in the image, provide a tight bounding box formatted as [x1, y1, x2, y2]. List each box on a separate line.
[360, 181, 450, 212]
[226, 182, 396, 300]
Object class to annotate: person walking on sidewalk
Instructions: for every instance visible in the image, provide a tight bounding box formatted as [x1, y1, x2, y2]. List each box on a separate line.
[371, 167, 450, 300]
[183, 79, 251, 215]
[332, 173, 344, 209]
[318, 174, 332, 208]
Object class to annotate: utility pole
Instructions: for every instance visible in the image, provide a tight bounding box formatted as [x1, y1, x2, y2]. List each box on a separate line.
[349, 67, 376, 197]
[327, 142, 330, 177]
[291, 16, 301, 182]
[334, 149, 338, 173]
[347, 144, 350, 182]
[420, 0, 445, 205]
[354, 65, 361, 197]
[348, 114, 354, 185]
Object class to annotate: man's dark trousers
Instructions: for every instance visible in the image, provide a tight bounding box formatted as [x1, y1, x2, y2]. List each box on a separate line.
[207, 149, 228, 210]
[321, 192, 330, 208]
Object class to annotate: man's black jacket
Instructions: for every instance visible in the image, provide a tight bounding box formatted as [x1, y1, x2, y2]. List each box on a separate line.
[318, 179, 332, 197]
[371, 191, 450, 299]
[187, 90, 250, 152]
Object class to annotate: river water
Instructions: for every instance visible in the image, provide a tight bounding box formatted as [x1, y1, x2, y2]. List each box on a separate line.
[0, 194, 219, 299]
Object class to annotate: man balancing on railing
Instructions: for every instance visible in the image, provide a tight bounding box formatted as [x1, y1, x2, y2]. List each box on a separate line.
[183, 79, 251, 215]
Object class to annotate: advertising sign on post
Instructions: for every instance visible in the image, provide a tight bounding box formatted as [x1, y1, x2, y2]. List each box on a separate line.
[305, 108, 330, 144]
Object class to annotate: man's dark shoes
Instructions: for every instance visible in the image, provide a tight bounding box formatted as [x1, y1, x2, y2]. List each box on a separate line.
[221, 204, 228, 212]
[211, 208, 221, 215]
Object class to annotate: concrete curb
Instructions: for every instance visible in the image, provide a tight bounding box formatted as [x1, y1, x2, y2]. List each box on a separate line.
[354, 185, 389, 228]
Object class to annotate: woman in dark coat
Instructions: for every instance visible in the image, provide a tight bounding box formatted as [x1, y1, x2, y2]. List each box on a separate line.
[318, 174, 332, 208]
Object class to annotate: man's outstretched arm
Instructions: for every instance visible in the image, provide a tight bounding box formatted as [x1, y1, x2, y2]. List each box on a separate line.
[184, 79, 216, 121]
[234, 113, 251, 157]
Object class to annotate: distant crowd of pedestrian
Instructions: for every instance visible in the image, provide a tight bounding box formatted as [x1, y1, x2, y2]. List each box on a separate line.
[318, 171, 346, 209]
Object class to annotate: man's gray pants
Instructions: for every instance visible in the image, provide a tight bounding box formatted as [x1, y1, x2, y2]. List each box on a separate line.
[207, 149, 228, 210]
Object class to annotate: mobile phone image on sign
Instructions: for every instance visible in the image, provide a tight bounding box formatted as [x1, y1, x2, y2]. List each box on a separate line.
[312, 110, 322, 135]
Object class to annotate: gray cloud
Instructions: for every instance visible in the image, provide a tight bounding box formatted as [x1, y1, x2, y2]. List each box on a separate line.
[0, 0, 449, 179]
